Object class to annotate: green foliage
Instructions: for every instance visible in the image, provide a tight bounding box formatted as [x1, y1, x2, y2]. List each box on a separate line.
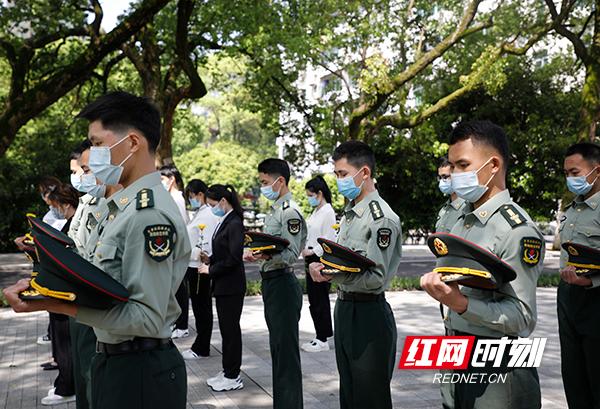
[175, 140, 276, 197]
[387, 277, 423, 291]
[0, 288, 8, 307]
[246, 280, 262, 296]
[537, 273, 562, 287]
[0, 92, 86, 252]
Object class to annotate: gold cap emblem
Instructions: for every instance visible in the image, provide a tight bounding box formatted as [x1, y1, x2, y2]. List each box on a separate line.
[434, 238, 448, 256]
[568, 246, 579, 256]
[245, 234, 252, 243]
[322, 243, 332, 254]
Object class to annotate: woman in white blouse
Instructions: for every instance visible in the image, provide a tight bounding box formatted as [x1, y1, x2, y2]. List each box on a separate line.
[301, 175, 337, 352]
[160, 165, 188, 224]
[172, 179, 218, 345]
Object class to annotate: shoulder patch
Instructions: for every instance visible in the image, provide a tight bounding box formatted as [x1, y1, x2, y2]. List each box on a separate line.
[86, 213, 97, 233]
[288, 218, 301, 235]
[136, 189, 155, 210]
[377, 228, 392, 250]
[521, 237, 542, 267]
[500, 204, 525, 228]
[283, 200, 290, 210]
[144, 224, 174, 262]
[369, 201, 384, 220]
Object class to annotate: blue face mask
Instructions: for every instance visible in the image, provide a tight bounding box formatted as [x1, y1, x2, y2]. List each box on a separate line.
[261, 177, 281, 201]
[189, 197, 201, 209]
[567, 167, 599, 196]
[89, 135, 132, 186]
[70, 172, 85, 192]
[438, 178, 454, 195]
[450, 157, 494, 203]
[81, 173, 106, 198]
[336, 168, 365, 200]
[308, 194, 320, 207]
[51, 206, 67, 220]
[211, 202, 225, 217]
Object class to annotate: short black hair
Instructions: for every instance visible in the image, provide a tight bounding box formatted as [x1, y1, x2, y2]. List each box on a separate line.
[71, 139, 93, 161]
[76, 91, 161, 153]
[258, 158, 290, 185]
[437, 154, 451, 169]
[159, 165, 184, 192]
[305, 175, 332, 203]
[565, 143, 600, 166]
[332, 140, 376, 176]
[448, 121, 510, 170]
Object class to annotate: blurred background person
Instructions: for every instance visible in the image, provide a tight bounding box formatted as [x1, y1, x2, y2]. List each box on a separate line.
[175, 179, 218, 341]
[301, 175, 336, 352]
[197, 184, 246, 391]
[41, 184, 80, 405]
[160, 164, 188, 224]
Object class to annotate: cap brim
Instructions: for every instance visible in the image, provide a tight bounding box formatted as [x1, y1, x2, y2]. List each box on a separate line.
[439, 273, 499, 290]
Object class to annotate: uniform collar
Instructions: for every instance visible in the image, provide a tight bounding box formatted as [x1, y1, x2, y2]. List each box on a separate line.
[271, 192, 293, 210]
[346, 190, 380, 218]
[464, 189, 510, 225]
[107, 171, 161, 212]
[450, 196, 465, 209]
[575, 190, 600, 210]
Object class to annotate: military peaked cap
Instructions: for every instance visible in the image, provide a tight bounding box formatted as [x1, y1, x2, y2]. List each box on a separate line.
[19, 235, 129, 309]
[562, 242, 600, 276]
[317, 238, 376, 275]
[427, 233, 516, 290]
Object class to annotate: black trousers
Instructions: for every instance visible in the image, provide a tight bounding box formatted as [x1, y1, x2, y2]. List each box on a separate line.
[304, 255, 333, 341]
[173, 277, 189, 330]
[70, 318, 96, 409]
[186, 267, 213, 356]
[558, 280, 600, 408]
[215, 293, 244, 379]
[49, 312, 75, 397]
[91, 342, 186, 409]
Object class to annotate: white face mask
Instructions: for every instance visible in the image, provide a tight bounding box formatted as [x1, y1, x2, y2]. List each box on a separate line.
[89, 136, 132, 186]
[450, 157, 495, 203]
[81, 173, 106, 198]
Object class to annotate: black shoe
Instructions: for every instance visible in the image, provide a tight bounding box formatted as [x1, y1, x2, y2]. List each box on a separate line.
[43, 363, 59, 371]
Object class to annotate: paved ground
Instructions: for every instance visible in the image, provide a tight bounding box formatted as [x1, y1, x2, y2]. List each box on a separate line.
[0, 288, 566, 409]
[0, 245, 565, 408]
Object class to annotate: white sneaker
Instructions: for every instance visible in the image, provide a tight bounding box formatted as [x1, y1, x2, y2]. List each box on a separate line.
[41, 393, 76, 406]
[37, 335, 51, 345]
[210, 375, 243, 392]
[206, 371, 224, 387]
[301, 338, 329, 352]
[171, 329, 189, 339]
[181, 349, 208, 360]
[47, 387, 56, 396]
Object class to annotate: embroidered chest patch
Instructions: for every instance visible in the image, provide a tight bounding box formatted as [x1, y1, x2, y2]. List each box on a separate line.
[144, 224, 174, 262]
[377, 228, 392, 250]
[521, 237, 542, 267]
[288, 219, 301, 235]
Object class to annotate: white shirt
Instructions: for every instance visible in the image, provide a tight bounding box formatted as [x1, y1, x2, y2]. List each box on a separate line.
[305, 202, 337, 257]
[171, 189, 188, 224]
[186, 204, 218, 267]
[214, 209, 234, 238]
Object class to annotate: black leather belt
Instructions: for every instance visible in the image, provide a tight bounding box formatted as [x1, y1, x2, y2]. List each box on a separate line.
[260, 267, 294, 280]
[446, 329, 517, 340]
[337, 289, 384, 302]
[96, 338, 172, 356]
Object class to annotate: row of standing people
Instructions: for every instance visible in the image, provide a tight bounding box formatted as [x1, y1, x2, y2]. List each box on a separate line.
[429, 122, 600, 408]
